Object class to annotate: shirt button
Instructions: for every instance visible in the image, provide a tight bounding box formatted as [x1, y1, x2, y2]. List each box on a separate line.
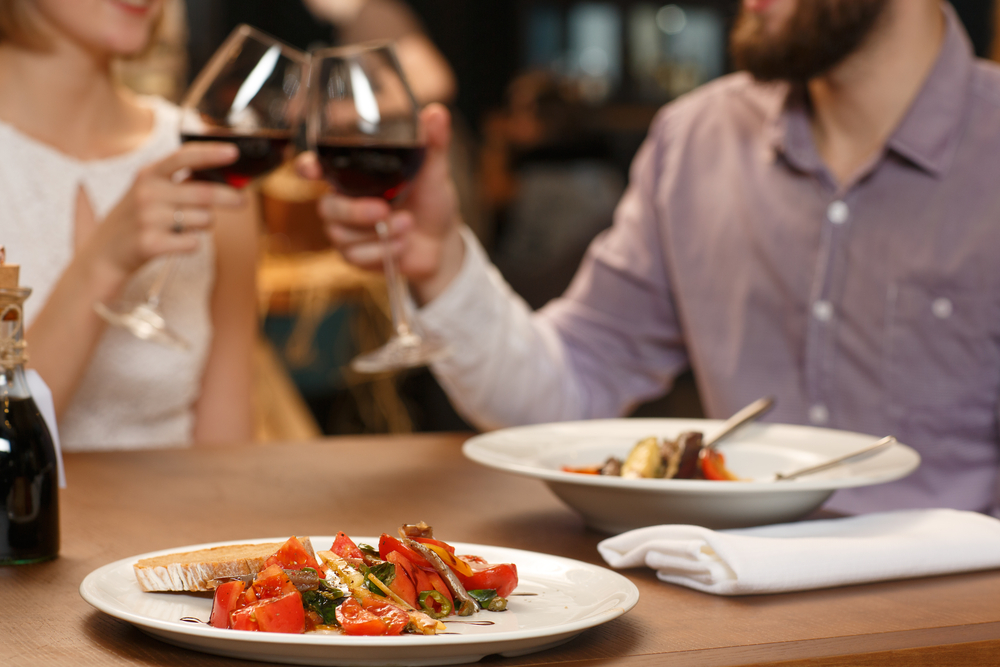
[809, 404, 829, 425]
[812, 300, 834, 322]
[827, 200, 849, 225]
[932, 297, 953, 319]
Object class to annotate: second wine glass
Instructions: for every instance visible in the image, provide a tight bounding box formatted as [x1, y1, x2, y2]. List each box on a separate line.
[308, 42, 447, 373]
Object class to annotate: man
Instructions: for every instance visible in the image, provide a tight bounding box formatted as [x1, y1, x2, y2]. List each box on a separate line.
[308, 0, 1000, 517]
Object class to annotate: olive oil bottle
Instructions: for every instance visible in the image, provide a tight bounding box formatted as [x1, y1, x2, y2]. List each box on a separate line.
[0, 252, 58, 564]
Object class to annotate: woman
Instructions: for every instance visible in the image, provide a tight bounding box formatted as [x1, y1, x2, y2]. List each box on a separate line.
[0, 0, 256, 450]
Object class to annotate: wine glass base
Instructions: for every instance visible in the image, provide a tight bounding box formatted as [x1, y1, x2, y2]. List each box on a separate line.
[350, 335, 448, 374]
[94, 302, 191, 352]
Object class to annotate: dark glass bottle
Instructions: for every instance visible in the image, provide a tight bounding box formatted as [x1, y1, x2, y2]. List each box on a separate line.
[0, 284, 59, 565]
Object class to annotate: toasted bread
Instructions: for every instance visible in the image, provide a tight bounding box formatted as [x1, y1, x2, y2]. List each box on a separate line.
[133, 537, 317, 592]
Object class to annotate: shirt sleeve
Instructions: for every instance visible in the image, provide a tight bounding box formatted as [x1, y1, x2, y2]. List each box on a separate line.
[416, 111, 689, 428]
[542, 111, 689, 418]
[416, 226, 584, 430]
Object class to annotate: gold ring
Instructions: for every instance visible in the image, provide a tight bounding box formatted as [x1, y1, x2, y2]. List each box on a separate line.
[172, 209, 185, 234]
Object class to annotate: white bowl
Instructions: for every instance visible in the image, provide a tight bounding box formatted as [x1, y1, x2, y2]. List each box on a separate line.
[463, 419, 921, 533]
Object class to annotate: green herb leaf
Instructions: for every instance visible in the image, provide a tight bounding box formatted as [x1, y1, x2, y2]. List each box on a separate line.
[365, 561, 396, 596]
[467, 589, 497, 606]
[302, 589, 346, 625]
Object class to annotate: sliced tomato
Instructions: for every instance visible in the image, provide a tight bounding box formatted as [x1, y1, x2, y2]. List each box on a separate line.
[378, 534, 432, 569]
[230, 605, 259, 631]
[252, 564, 299, 600]
[266, 536, 327, 574]
[210, 580, 246, 629]
[360, 599, 409, 635]
[336, 597, 388, 636]
[700, 449, 740, 481]
[240, 585, 258, 605]
[331, 532, 365, 562]
[456, 562, 518, 598]
[254, 591, 305, 634]
[385, 551, 418, 608]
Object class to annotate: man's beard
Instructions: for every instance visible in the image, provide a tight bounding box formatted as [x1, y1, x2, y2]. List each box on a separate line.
[730, 0, 890, 83]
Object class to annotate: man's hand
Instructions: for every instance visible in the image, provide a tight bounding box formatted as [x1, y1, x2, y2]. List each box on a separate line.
[302, 103, 465, 305]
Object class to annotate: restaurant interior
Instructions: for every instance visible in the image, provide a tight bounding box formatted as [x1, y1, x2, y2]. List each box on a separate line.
[115, 0, 989, 443]
[7, 1, 1000, 665]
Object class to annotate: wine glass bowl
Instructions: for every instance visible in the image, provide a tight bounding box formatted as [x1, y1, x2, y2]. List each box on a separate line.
[308, 42, 447, 373]
[180, 24, 308, 188]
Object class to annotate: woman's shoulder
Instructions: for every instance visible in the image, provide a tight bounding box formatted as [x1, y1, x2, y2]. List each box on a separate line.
[133, 94, 182, 153]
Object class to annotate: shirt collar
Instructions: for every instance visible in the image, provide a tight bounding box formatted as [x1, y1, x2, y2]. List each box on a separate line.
[885, 2, 974, 176]
[766, 2, 975, 179]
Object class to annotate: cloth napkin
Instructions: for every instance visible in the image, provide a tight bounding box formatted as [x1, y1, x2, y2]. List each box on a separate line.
[597, 509, 1000, 595]
[26, 369, 65, 488]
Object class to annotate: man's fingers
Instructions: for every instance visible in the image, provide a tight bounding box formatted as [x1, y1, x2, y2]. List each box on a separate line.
[318, 192, 391, 227]
[151, 142, 240, 177]
[295, 152, 324, 181]
[422, 103, 452, 154]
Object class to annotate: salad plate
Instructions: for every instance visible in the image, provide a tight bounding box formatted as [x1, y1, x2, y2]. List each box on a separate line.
[80, 537, 639, 667]
[463, 418, 921, 533]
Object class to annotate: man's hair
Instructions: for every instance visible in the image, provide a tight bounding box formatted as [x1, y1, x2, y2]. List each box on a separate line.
[730, 0, 890, 83]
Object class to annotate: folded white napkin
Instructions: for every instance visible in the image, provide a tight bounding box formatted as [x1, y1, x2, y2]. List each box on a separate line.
[26, 370, 65, 488]
[597, 509, 1000, 595]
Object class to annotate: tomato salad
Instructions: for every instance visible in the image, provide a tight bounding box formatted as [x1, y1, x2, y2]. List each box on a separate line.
[208, 524, 518, 636]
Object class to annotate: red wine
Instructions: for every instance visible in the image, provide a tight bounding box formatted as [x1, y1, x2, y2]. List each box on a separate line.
[0, 396, 59, 564]
[182, 132, 293, 189]
[315, 143, 426, 201]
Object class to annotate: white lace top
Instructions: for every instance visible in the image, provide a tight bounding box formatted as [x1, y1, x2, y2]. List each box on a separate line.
[0, 96, 214, 451]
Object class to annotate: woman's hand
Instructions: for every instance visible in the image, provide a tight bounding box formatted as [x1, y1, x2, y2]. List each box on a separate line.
[84, 141, 245, 286]
[300, 103, 466, 305]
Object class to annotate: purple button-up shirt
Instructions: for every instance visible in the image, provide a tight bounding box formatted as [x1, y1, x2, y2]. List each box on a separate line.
[422, 6, 1000, 516]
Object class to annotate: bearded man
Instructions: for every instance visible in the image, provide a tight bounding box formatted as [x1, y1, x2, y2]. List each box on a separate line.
[311, 1, 1000, 517]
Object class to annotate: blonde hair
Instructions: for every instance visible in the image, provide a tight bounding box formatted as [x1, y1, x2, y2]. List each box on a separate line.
[0, 0, 50, 50]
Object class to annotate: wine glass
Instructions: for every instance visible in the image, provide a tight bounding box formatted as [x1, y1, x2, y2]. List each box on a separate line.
[95, 25, 308, 350]
[308, 42, 447, 373]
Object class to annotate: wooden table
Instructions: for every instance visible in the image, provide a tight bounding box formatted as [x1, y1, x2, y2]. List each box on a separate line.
[3, 434, 999, 667]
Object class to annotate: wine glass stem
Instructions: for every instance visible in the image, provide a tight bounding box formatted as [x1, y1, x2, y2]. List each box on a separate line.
[145, 254, 179, 310]
[375, 220, 414, 340]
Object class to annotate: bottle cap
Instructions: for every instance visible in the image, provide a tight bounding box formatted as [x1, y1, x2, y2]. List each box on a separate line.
[0, 246, 19, 289]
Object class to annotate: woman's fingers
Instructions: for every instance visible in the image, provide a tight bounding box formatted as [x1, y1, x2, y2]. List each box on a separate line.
[151, 141, 240, 177]
[163, 205, 213, 232]
[167, 181, 245, 208]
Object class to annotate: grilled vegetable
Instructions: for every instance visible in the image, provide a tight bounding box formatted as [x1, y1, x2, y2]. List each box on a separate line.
[621, 436, 664, 478]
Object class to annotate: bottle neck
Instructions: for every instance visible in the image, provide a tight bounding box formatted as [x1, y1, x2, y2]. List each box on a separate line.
[0, 288, 30, 376]
[0, 364, 30, 400]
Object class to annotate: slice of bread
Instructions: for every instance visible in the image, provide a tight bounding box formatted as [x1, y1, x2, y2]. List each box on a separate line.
[133, 537, 317, 592]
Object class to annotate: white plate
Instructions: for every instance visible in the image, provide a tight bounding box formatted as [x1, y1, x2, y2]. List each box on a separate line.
[80, 537, 639, 667]
[463, 419, 921, 533]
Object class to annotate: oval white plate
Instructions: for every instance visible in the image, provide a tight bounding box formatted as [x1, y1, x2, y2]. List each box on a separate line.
[80, 537, 639, 667]
[463, 419, 921, 533]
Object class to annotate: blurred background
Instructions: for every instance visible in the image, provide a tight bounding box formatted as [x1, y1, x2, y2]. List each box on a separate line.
[124, 0, 998, 441]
